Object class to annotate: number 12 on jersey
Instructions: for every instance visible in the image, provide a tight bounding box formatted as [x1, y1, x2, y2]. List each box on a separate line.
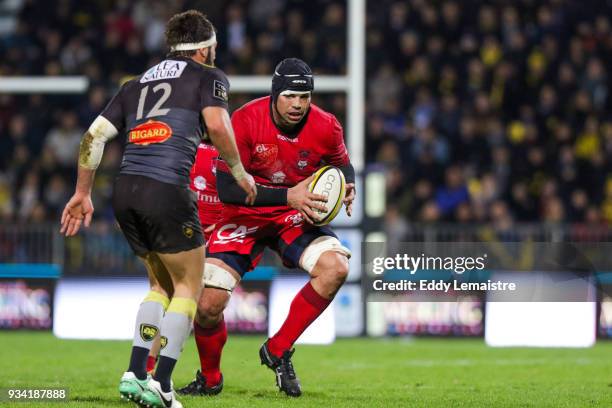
[136, 82, 172, 120]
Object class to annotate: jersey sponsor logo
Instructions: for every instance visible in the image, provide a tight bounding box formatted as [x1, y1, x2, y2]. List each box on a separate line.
[140, 60, 187, 83]
[253, 144, 278, 165]
[196, 191, 220, 204]
[271, 171, 286, 184]
[214, 80, 228, 102]
[213, 223, 258, 244]
[128, 120, 172, 145]
[285, 213, 304, 226]
[255, 144, 274, 153]
[194, 176, 207, 190]
[277, 134, 298, 143]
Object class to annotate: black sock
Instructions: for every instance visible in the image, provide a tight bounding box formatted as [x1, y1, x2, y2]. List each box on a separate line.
[127, 346, 149, 380]
[154, 356, 177, 392]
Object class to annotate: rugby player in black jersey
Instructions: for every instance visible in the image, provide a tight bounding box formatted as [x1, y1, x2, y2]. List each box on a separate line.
[60, 10, 256, 408]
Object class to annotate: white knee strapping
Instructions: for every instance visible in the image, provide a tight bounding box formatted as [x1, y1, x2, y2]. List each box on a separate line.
[299, 236, 351, 274]
[203, 262, 238, 291]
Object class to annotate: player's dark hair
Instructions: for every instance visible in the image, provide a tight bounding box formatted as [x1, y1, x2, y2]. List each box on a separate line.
[165, 10, 215, 58]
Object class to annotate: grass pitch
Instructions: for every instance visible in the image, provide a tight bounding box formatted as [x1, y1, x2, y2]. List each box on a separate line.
[0, 332, 611, 407]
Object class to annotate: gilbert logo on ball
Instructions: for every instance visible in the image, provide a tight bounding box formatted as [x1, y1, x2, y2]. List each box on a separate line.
[308, 165, 346, 226]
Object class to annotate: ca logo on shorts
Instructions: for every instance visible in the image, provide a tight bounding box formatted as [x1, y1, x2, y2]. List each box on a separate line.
[213, 224, 258, 244]
[140, 324, 158, 342]
[160, 336, 168, 349]
[182, 224, 194, 238]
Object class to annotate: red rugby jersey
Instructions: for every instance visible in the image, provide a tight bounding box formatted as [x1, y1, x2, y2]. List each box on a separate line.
[221, 96, 349, 189]
[189, 143, 222, 227]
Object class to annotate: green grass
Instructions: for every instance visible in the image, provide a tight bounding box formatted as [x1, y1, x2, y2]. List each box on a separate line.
[0, 332, 611, 407]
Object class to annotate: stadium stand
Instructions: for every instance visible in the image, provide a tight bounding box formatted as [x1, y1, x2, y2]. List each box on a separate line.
[0, 0, 610, 232]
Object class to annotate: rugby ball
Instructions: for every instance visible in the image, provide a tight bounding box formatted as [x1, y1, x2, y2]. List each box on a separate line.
[308, 165, 346, 226]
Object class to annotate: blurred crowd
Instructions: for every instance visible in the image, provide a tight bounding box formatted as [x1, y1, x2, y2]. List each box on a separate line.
[368, 0, 612, 233]
[0, 0, 346, 223]
[0, 0, 610, 229]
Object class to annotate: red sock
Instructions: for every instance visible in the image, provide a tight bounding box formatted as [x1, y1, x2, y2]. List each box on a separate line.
[268, 282, 332, 357]
[146, 355, 157, 373]
[194, 319, 227, 387]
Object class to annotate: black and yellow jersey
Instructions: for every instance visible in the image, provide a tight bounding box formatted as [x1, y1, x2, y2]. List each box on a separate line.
[101, 57, 229, 186]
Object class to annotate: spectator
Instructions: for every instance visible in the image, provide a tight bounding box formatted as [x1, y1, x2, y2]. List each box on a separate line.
[435, 165, 469, 218]
[44, 111, 83, 169]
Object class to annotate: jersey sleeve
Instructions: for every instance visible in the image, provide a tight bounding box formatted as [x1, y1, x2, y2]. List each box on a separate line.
[323, 115, 350, 166]
[200, 69, 230, 110]
[100, 83, 126, 131]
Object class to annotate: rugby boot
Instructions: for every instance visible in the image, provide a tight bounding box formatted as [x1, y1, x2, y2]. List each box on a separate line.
[119, 371, 149, 403]
[259, 340, 302, 397]
[177, 370, 223, 396]
[138, 378, 182, 408]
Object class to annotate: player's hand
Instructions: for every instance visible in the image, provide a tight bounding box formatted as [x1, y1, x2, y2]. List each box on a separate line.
[237, 173, 257, 205]
[287, 175, 328, 224]
[60, 192, 94, 237]
[343, 183, 356, 216]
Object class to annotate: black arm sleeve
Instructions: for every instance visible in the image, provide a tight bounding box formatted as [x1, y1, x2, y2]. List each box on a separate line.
[217, 170, 288, 206]
[338, 162, 355, 184]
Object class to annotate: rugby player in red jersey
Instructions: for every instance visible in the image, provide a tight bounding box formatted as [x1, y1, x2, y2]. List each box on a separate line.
[189, 142, 223, 239]
[178, 58, 356, 397]
[146, 141, 222, 373]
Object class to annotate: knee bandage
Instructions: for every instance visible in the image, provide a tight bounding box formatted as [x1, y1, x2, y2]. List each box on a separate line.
[299, 236, 351, 274]
[203, 262, 239, 291]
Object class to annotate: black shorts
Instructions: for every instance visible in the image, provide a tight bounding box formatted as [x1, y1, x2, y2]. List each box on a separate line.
[112, 174, 204, 257]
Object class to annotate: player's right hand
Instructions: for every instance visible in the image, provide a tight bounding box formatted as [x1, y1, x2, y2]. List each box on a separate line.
[60, 192, 94, 237]
[237, 172, 257, 205]
[287, 175, 328, 224]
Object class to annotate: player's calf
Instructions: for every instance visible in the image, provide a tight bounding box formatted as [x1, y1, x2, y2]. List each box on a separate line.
[179, 265, 235, 397]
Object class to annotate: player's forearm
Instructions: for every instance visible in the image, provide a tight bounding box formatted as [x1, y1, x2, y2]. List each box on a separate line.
[338, 162, 355, 184]
[74, 116, 118, 194]
[217, 170, 287, 206]
[75, 132, 99, 194]
[207, 121, 246, 181]
[75, 166, 96, 194]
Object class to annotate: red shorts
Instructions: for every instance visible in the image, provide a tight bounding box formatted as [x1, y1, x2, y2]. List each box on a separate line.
[206, 205, 337, 276]
[199, 205, 222, 242]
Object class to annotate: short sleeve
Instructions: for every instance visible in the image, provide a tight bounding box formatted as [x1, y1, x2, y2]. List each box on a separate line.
[324, 115, 350, 166]
[100, 84, 126, 131]
[200, 69, 230, 110]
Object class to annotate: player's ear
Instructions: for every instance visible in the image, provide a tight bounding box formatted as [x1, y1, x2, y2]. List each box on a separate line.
[198, 47, 208, 61]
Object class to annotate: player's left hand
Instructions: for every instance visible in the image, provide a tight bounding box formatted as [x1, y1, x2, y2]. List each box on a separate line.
[60, 192, 94, 237]
[237, 172, 258, 205]
[343, 183, 355, 216]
